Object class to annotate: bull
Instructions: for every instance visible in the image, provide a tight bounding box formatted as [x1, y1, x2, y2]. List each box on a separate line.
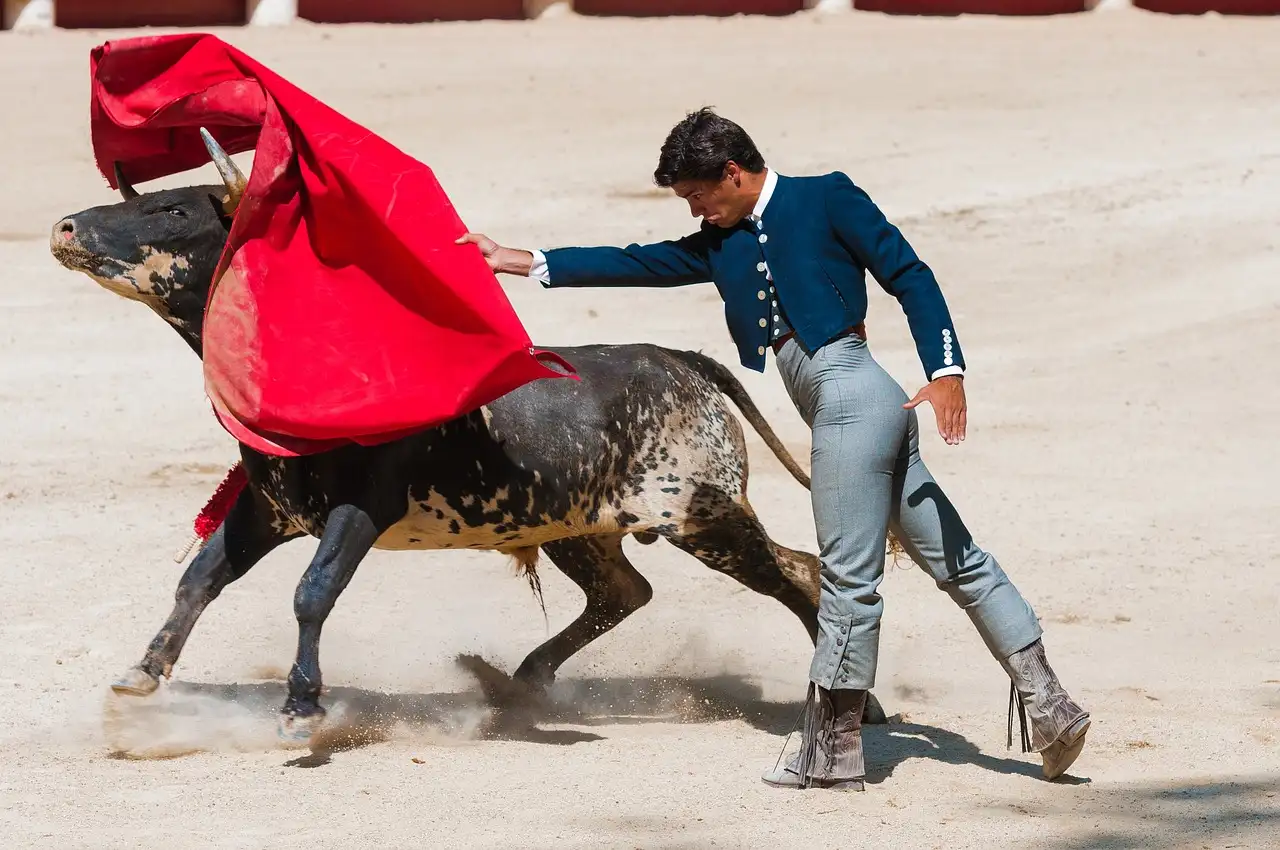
[50, 131, 888, 740]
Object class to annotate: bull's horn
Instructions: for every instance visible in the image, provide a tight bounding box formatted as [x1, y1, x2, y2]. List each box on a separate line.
[199, 127, 247, 214]
[114, 162, 139, 201]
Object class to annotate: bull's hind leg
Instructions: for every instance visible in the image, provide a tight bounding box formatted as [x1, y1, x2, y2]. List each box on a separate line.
[666, 491, 819, 640]
[664, 491, 887, 725]
[511, 534, 652, 691]
[112, 490, 299, 696]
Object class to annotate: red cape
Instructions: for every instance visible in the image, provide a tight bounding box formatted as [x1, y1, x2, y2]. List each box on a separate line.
[89, 34, 575, 457]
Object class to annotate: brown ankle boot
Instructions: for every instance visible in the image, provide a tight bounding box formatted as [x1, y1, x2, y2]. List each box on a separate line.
[762, 685, 866, 791]
[1002, 639, 1090, 780]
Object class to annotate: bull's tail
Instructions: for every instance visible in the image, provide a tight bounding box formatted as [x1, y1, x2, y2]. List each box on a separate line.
[667, 349, 811, 490]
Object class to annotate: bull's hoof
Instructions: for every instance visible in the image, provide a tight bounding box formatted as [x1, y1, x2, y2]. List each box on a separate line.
[457, 654, 548, 704]
[110, 667, 160, 697]
[455, 654, 553, 733]
[863, 691, 888, 725]
[278, 711, 325, 746]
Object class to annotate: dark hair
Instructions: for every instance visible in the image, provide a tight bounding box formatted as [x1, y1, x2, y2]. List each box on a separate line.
[653, 107, 765, 187]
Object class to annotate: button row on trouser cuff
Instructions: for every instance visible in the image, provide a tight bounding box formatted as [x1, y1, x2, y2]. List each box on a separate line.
[838, 657, 855, 685]
[816, 618, 855, 683]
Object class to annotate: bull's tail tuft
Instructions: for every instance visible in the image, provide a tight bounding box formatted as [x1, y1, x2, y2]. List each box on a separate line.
[666, 348, 810, 490]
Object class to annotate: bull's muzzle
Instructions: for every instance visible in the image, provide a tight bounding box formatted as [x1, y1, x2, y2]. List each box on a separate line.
[50, 217, 81, 256]
[53, 217, 76, 242]
[48, 216, 95, 272]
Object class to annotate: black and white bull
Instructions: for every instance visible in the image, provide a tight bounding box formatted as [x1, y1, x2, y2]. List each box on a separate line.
[50, 133, 888, 739]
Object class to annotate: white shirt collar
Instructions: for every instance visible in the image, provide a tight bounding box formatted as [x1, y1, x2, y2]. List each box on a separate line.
[748, 167, 778, 224]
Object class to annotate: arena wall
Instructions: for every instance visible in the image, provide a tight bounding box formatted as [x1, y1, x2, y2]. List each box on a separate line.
[854, 0, 1098, 13]
[573, 0, 805, 15]
[4, 0, 1278, 32]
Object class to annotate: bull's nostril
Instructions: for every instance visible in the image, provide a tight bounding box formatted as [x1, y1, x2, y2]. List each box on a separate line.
[56, 219, 75, 241]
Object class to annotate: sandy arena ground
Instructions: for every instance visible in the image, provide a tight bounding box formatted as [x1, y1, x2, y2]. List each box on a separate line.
[0, 7, 1278, 848]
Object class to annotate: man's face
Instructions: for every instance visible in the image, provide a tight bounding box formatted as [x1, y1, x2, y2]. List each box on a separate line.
[672, 162, 755, 228]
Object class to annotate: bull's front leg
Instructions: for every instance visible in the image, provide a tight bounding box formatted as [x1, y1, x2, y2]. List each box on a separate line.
[278, 504, 381, 742]
[113, 490, 299, 696]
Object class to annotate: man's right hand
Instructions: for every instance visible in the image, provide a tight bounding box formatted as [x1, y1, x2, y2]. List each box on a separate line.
[455, 232, 534, 276]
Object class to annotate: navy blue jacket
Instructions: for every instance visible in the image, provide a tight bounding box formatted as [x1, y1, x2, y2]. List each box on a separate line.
[541, 171, 964, 380]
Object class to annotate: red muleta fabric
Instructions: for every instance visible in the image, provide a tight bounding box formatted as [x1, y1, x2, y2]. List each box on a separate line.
[89, 33, 576, 457]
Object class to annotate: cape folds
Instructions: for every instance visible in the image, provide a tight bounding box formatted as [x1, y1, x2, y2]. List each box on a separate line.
[89, 33, 575, 457]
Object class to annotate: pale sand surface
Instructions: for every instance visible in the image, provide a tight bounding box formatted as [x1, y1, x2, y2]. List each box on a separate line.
[0, 9, 1278, 848]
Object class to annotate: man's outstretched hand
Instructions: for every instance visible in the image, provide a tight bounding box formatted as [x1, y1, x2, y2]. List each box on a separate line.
[455, 232, 535, 276]
[904, 375, 967, 445]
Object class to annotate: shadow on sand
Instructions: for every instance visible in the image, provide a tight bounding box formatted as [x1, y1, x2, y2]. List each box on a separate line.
[1016, 776, 1280, 850]
[101, 654, 1080, 784]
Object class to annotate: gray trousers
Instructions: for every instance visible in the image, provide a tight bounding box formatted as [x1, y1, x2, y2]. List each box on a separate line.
[776, 332, 1043, 691]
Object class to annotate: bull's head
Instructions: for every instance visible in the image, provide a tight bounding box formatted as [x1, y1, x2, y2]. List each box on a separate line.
[49, 129, 248, 357]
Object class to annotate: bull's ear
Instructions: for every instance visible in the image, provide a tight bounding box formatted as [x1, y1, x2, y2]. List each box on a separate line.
[199, 127, 247, 216]
[205, 192, 236, 228]
[114, 163, 139, 201]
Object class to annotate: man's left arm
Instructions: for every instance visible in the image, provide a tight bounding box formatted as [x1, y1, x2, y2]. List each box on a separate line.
[824, 172, 967, 445]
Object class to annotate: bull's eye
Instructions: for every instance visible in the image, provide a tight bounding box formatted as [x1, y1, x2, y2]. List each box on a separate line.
[166, 208, 188, 218]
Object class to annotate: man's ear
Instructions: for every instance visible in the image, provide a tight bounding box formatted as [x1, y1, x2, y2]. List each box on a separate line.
[724, 161, 742, 186]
